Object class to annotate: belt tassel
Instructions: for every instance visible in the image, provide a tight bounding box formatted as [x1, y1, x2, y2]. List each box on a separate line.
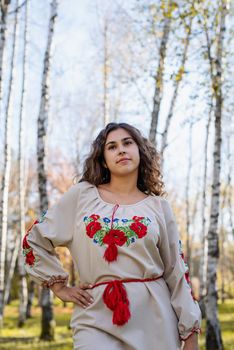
[103, 280, 130, 326]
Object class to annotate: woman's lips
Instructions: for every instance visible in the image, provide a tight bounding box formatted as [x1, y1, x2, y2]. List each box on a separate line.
[117, 158, 130, 164]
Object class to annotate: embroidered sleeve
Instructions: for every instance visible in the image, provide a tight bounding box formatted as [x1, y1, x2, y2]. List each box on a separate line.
[22, 185, 78, 287]
[159, 199, 202, 340]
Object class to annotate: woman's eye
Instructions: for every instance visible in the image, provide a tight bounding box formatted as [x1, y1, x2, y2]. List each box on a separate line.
[108, 145, 116, 150]
[124, 140, 133, 146]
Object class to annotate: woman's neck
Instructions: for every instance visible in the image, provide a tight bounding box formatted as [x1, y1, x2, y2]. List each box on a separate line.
[106, 175, 138, 195]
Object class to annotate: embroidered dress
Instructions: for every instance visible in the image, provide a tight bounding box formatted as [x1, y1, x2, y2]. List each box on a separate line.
[22, 181, 201, 350]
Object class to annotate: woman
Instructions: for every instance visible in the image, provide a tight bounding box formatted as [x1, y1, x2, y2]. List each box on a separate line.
[22, 122, 201, 350]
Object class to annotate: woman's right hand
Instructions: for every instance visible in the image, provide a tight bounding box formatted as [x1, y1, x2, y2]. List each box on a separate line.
[50, 282, 94, 308]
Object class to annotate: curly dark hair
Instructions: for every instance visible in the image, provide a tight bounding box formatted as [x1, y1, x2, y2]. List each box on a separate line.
[79, 122, 166, 197]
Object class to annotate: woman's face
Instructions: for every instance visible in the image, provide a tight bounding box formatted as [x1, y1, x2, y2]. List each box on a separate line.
[103, 128, 140, 178]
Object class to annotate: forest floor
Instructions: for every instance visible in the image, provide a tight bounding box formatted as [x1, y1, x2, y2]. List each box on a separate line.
[0, 299, 233, 349]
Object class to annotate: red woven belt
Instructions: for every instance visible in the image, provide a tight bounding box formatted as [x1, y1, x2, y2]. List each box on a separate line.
[90, 276, 163, 326]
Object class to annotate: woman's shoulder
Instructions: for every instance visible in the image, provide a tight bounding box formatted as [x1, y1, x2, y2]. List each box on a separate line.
[61, 181, 94, 199]
[148, 194, 171, 214]
[149, 193, 169, 205]
[75, 180, 95, 191]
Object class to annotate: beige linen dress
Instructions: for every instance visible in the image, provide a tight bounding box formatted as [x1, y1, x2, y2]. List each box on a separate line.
[22, 181, 201, 350]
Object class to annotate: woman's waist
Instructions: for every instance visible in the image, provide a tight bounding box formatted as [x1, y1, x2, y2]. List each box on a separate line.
[79, 269, 164, 285]
[88, 274, 163, 326]
[90, 274, 163, 290]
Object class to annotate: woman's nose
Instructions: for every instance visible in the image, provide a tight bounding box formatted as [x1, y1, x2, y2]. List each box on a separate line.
[118, 146, 126, 155]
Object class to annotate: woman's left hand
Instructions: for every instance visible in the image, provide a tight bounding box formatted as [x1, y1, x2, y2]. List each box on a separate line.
[182, 333, 199, 350]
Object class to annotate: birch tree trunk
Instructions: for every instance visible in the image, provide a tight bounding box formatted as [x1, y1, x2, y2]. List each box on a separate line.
[17, 0, 28, 327]
[219, 190, 226, 304]
[160, 7, 194, 166]
[37, 0, 57, 340]
[0, 0, 18, 328]
[185, 122, 193, 266]
[205, 1, 226, 348]
[199, 104, 212, 317]
[0, 1, 9, 107]
[149, 0, 172, 146]
[26, 280, 35, 319]
[4, 236, 20, 306]
[226, 136, 233, 237]
[103, 21, 110, 126]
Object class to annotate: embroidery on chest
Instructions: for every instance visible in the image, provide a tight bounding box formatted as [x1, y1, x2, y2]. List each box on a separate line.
[83, 214, 151, 262]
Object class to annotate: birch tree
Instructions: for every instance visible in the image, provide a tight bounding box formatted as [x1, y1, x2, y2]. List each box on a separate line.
[149, 0, 173, 146]
[0, 1, 10, 107]
[37, 0, 58, 340]
[160, 1, 196, 165]
[0, 0, 18, 327]
[199, 103, 213, 316]
[17, 0, 28, 327]
[185, 122, 193, 266]
[204, 0, 227, 348]
[102, 19, 110, 126]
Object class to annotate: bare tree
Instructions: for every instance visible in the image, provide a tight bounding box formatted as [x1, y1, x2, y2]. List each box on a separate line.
[185, 121, 193, 266]
[102, 20, 110, 126]
[199, 103, 213, 316]
[4, 235, 20, 306]
[160, 1, 195, 165]
[17, 0, 28, 327]
[204, 0, 227, 348]
[0, 0, 18, 328]
[37, 0, 58, 340]
[226, 135, 233, 237]
[149, 0, 173, 146]
[0, 1, 8, 106]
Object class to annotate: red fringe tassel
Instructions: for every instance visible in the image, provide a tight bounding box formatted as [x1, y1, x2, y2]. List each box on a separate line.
[103, 280, 131, 326]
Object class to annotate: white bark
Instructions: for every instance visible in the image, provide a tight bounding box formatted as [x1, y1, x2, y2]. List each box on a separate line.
[160, 8, 193, 166]
[185, 122, 193, 266]
[37, 0, 58, 340]
[0, 2, 8, 108]
[103, 21, 110, 126]
[205, 1, 226, 349]
[4, 236, 20, 306]
[199, 103, 213, 312]
[226, 136, 233, 237]
[149, 0, 172, 146]
[17, 0, 28, 327]
[37, 0, 57, 213]
[0, 0, 19, 327]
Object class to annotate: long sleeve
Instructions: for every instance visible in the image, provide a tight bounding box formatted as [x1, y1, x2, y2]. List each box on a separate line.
[159, 198, 202, 340]
[22, 185, 79, 288]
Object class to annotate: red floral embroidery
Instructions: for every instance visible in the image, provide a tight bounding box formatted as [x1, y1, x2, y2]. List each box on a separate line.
[25, 250, 36, 265]
[22, 213, 47, 267]
[103, 229, 127, 262]
[132, 216, 144, 221]
[130, 222, 147, 238]
[179, 240, 197, 301]
[22, 219, 41, 267]
[103, 229, 127, 246]
[86, 221, 102, 238]
[84, 214, 152, 263]
[23, 234, 30, 250]
[90, 214, 100, 221]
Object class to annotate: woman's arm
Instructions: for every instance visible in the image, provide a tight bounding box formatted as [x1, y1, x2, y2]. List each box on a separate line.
[159, 198, 202, 342]
[22, 185, 79, 287]
[182, 333, 199, 350]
